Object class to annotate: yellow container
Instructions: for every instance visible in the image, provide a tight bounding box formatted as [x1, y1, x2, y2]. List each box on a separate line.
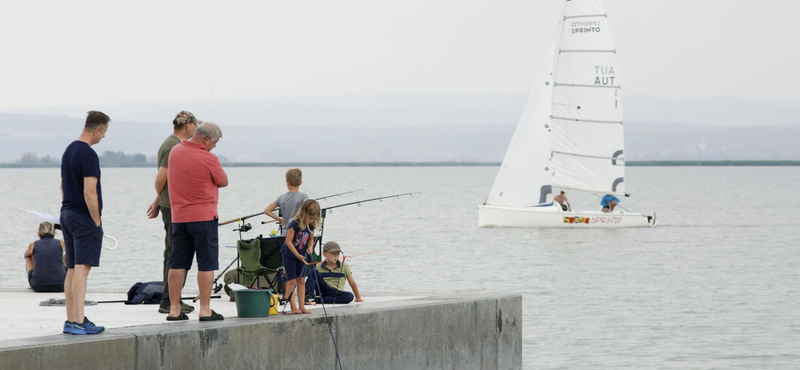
[270, 294, 279, 315]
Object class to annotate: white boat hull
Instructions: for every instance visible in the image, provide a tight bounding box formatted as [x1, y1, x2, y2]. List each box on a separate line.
[478, 203, 656, 228]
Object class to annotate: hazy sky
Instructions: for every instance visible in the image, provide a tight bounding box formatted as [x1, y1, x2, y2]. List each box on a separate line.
[1, 0, 798, 111]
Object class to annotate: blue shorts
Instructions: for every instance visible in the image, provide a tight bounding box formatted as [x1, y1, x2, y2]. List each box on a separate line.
[60, 209, 103, 268]
[281, 245, 307, 281]
[170, 219, 219, 272]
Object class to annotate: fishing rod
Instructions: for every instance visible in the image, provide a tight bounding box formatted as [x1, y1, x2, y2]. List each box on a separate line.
[345, 246, 405, 259]
[98, 295, 221, 304]
[219, 212, 263, 227]
[312, 192, 421, 257]
[192, 255, 242, 302]
[322, 192, 421, 212]
[315, 189, 363, 201]
[217, 189, 363, 227]
[17, 208, 119, 250]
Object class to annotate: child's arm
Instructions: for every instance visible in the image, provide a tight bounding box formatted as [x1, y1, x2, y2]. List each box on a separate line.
[263, 202, 284, 226]
[284, 228, 309, 264]
[346, 275, 363, 302]
[308, 231, 315, 256]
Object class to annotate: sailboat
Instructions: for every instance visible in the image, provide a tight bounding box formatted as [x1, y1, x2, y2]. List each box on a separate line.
[479, 0, 656, 228]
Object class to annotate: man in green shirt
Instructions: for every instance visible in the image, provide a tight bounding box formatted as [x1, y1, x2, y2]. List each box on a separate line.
[146, 110, 200, 314]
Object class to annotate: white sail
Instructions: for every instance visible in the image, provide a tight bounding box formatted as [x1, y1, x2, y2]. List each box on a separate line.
[549, 0, 625, 195]
[479, 0, 654, 228]
[485, 35, 559, 207]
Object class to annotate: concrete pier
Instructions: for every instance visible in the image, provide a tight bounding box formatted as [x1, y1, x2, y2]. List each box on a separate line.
[0, 292, 521, 369]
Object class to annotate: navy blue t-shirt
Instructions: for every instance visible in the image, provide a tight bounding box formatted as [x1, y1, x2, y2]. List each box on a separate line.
[60, 141, 102, 218]
[281, 220, 315, 257]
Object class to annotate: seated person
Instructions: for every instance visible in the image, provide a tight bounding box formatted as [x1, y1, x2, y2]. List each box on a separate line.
[554, 191, 571, 211]
[601, 194, 621, 213]
[305, 241, 363, 304]
[24, 222, 67, 293]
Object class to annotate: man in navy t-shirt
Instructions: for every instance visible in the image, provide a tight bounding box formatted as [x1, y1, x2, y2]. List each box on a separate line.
[60, 111, 110, 335]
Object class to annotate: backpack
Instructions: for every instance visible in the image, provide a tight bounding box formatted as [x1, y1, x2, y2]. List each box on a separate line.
[125, 281, 165, 305]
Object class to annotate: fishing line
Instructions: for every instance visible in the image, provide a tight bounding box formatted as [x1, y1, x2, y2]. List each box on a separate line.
[313, 258, 344, 370]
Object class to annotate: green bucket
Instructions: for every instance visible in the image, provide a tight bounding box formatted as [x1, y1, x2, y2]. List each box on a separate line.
[234, 289, 276, 318]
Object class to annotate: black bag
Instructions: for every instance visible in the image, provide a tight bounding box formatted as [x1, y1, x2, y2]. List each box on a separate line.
[125, 281, 165, 305]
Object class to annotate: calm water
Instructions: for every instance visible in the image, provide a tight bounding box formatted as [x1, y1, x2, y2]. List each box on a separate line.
[1, 166, 798, 369]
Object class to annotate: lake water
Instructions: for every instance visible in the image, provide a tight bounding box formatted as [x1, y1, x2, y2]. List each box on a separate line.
[1, 166, 798, 369]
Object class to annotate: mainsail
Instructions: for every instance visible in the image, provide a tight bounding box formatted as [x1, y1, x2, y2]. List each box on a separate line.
[486, 0, 625, 208]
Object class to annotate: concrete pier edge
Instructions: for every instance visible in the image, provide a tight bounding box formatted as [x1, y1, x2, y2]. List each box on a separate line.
[1, 293, 521, 370]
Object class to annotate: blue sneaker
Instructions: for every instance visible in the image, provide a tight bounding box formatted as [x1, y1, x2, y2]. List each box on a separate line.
[72, 317, 105, 335]
[63, 321, 76, 334]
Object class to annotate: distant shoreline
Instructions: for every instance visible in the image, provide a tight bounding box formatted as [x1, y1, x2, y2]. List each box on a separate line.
[1, 160, 799, 168]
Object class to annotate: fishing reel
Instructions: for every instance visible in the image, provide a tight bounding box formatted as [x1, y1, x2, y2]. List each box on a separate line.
[233, 223, 252, 233]
[212, 282, 224, 294]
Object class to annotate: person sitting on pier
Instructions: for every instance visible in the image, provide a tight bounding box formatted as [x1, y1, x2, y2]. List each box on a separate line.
[601, 194, 620, 213]
[554, 191, 571, 211]
[24, 222, 67, 293]
[305, 241, 363, 304]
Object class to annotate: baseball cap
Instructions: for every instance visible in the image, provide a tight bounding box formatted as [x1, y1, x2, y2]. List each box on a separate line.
[174, 110, 202, 126]
[323, 241, 341, 253]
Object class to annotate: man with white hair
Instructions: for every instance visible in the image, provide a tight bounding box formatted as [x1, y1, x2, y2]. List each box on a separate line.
[165, 122, 228, 321]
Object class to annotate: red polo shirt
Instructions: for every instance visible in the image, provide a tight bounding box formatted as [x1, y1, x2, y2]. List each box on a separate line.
[167, 140, 227, 223]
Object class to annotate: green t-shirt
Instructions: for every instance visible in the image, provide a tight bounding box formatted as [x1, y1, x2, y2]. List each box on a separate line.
[315, 261, 352, 291]
[157, 135, 181, 208]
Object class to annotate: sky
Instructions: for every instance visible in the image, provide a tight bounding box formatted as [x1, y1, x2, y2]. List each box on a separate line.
[1, 0, 798, 111]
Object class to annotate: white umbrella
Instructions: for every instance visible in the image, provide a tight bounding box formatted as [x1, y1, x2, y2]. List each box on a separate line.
[17, 208, 118, 250]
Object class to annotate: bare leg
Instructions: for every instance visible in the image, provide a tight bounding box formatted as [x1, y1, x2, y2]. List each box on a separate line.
[284, 279, 300, 314]
[71, 265, 92, 323]
[25, 256, 34, 273]
[609, 202, 617, 212]
[167, 269, 186, 317]
[197, 271, 213, 317]
[297, 277, 311, 314]
[65, 268, 75, 322]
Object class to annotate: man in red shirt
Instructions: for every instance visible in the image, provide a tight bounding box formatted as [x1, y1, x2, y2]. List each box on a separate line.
[166, 122, 228, 321]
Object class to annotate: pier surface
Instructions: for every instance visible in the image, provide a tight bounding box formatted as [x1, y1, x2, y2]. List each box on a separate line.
[0, 290, 521, 369]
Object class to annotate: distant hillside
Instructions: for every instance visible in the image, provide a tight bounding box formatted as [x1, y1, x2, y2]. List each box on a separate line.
[2, 95, 799, 162]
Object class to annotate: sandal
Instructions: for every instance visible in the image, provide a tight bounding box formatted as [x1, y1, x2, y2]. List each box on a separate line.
[199, 310, 224, 321]
[166, 313, 189, 321]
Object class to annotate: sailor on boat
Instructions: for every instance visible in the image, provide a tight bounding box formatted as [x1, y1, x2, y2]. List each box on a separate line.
[554, 191, 571, 212]
[601, 194, 620, 213]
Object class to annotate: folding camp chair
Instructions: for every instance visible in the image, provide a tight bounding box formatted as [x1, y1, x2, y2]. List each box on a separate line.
[236, 237, 285, 294]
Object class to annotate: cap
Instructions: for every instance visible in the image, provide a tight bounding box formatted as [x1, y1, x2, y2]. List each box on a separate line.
[174, 110, 202, 126]
[322, 241, 341, 253]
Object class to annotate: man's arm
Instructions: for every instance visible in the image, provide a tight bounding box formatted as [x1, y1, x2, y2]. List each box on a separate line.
[146, 167, 168, 218]
[210, 159, 228, 188]
[83, 176, 101, 226]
